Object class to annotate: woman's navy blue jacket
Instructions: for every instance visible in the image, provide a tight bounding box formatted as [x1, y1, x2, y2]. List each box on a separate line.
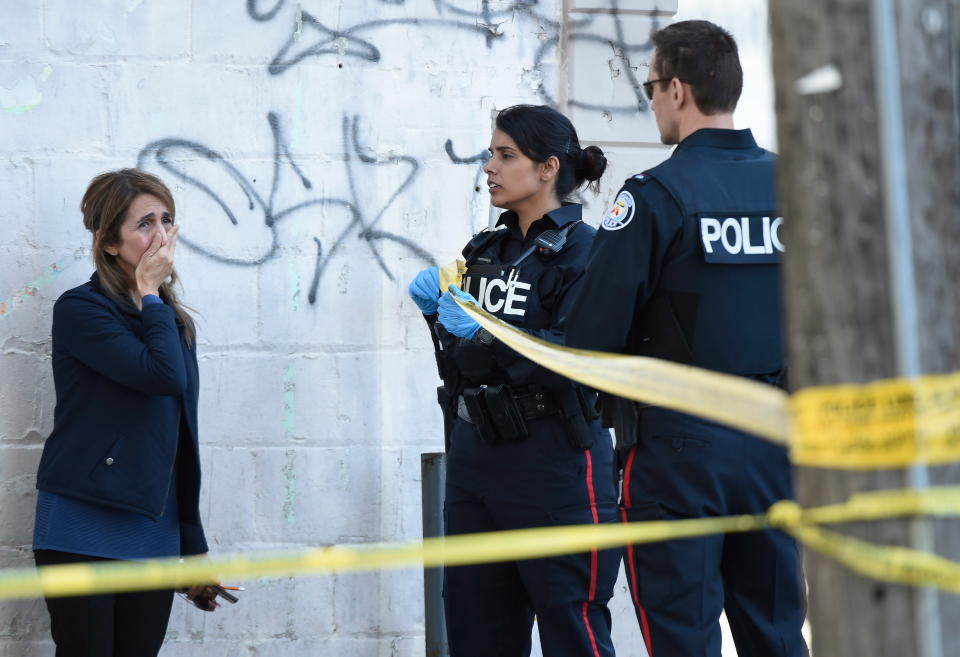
[35, 273, 208, 555]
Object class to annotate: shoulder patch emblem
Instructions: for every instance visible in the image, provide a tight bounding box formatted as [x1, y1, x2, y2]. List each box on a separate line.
[601, 190, 635, 231]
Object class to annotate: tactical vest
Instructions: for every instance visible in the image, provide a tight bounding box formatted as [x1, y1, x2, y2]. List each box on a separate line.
[449, 220, 584, 384]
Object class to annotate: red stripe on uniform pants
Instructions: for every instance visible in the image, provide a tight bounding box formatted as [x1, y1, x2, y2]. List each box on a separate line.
[582, 450, 601, 657]
[620, 447, 654, 656]
[622, 446, 636, 509]
[621, 508, 654, 657]
[582, 602, 601, 657]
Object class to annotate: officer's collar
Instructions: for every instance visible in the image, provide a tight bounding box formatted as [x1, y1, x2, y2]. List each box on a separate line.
[675, 128, 758, 151]
[544, 203, 582, 227]
[496, 202, 582, 235]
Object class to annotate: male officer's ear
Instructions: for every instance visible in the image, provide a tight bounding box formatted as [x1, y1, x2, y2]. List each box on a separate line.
[669, 77, 687, 110]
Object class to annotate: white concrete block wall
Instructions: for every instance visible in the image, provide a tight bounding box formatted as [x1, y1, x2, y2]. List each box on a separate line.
[561, 5, 677, 229]
[0, 1, 777, 655]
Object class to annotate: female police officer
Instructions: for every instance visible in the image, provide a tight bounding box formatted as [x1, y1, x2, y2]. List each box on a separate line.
[408, 105, 619, 657]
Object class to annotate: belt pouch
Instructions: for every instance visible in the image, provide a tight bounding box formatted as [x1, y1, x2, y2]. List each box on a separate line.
[484, 384, 528, 442]
[558, 388, 594, 451]
[462, 387, 501, 444]
[577, 387, 600, 421]
[564, 412, 595, 451]
[600, 393, 638, 452]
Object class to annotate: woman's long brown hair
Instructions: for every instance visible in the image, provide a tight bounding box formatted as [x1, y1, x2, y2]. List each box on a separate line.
[81, 168, 196, 345]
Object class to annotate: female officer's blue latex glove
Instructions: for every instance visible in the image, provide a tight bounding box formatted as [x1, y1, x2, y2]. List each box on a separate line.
[438, 284, 481, 339]
[408, 266, 440, 315]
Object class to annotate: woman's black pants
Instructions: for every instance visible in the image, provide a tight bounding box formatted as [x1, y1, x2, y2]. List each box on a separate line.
[34, 549, 175, 657]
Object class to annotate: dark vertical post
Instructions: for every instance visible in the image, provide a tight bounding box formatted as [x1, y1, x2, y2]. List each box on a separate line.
[770, 0, 960, 655]
[421, 452, 449, 657]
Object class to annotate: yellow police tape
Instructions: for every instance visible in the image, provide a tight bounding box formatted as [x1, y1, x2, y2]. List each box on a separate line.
[4, 486, 960, 600]
[769, 486, 960, 593]
[790, 374, 960, 468]
[440, 261, 960, 469]
[3, 266, 958, 601]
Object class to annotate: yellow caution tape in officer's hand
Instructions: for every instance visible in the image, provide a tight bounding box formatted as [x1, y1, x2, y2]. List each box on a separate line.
[438, 259, 466, 292]
[442, 261, 960, 469]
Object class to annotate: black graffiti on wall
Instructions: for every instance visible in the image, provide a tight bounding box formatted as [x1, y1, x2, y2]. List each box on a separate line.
[137, 111, 434, 305]
[246, 0, 658, 115]
[444, 139, 487, 165]
[133, 2, 663, 306]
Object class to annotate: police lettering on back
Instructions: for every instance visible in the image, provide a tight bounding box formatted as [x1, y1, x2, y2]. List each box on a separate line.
[463, 269, 531, 318]
[699, 215, 784, 264]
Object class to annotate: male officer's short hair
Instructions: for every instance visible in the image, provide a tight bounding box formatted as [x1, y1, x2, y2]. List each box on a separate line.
[651, 20, 743, 115]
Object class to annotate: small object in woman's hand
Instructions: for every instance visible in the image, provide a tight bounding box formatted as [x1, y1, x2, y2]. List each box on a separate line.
[180, 585, 220, 612]
[211, 584, 241, 604]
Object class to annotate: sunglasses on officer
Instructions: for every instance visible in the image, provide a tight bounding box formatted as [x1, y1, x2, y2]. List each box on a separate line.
[642, 77, 675, 101]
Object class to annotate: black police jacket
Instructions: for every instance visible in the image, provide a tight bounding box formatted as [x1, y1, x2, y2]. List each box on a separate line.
[566, 128, 785, 377]
[35, 273, 208, 555]
[449, 203, 597, 390]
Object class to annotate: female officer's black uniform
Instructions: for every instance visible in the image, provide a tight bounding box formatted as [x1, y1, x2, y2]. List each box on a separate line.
[434, 202, 619, 657]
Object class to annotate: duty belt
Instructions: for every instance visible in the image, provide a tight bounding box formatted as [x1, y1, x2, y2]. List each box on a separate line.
[457, 385, 559, 425]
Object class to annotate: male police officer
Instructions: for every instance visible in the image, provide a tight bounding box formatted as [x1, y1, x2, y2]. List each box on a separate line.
[565, 20, 808, 657]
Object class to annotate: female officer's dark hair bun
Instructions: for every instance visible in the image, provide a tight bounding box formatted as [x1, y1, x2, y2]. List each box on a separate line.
[495, 105, 607, 199]
[577, 145, 607, 187]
